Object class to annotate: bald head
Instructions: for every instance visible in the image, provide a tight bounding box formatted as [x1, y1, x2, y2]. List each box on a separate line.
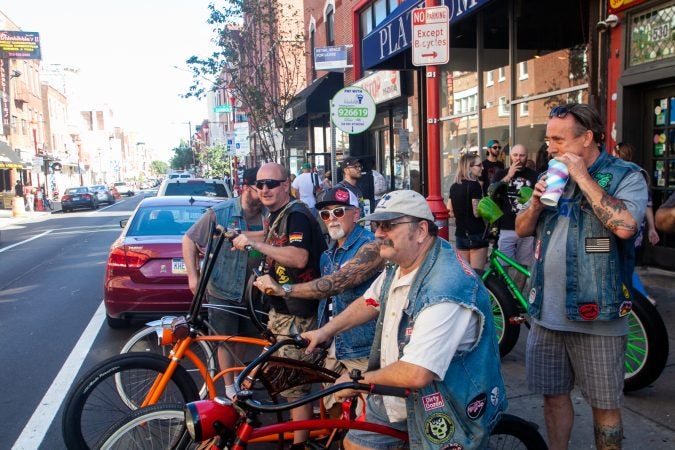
[259, 162, 289, 180]
[510, 144, 528, 165]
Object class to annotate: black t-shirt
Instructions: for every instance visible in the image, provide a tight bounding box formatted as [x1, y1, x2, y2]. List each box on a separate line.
[450, 180, 486, 236]
[480, 159, 504, 195]
[491, 167, 539, 230]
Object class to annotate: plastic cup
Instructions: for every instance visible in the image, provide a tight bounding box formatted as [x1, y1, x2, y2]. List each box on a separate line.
[477, 197, 504, 224]
[518, 186, 534, 204]
[540, 159, 569, 207]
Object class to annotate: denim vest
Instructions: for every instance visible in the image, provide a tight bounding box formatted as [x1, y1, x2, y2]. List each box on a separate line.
[368, 238, 507, 449]
[207, 199, 253, 301]
[318, 226, 379, 360]
[528, 151, 642, 321]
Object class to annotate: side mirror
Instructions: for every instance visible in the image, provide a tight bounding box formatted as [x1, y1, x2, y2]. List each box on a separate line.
[120, 219, 128, 228]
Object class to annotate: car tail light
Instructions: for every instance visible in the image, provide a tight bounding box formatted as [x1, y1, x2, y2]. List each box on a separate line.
[185, 398, 238, 442]
[61, 195, 71, 201]
[83, 193, 91, 199]
[107, 246, 151, 268]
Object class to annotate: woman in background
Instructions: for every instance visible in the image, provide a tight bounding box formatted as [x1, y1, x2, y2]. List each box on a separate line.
[447, 152, 488, 269]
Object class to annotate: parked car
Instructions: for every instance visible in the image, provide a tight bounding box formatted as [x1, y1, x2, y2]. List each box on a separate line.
[103, 195, 223, 328]
[113, 181, 135, 196]
[168, 172, 194, 179]
[157, 178, 232, 199]
[89, 184, 115, 205]
[61, 187, 99, 212]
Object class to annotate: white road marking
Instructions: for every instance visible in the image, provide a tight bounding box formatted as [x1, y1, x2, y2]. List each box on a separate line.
[0, 230, 52, 253]
[11, 301, 106, 450]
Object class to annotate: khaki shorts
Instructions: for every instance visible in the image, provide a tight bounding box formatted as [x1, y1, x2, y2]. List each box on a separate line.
[267, 309, 317, 398]
[322, 345, 369, 411]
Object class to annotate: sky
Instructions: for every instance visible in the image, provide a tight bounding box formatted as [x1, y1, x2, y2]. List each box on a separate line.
[2, 0, 219, 161]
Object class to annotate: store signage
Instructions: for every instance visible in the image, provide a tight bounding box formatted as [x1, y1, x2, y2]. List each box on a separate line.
[608, 0, 647, 14]
[315, 46, 349, 71]
[352, 70, 401, 104]
[412, 6, 449, 66]
[0, 58, 9, 136]
[330, 86, 376, 135]
[0, 31, 42, 60]
[361, 0, 491, 70]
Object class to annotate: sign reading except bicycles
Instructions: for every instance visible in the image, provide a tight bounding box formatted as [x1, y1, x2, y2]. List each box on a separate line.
[411, 6, 449, 66]
[330, 86, 376, 135]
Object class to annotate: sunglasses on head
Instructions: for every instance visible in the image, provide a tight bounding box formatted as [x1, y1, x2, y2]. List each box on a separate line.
[372, 219, 419, 232]
[255, 179, 285, 190]
[549, 105, 586, 124]
[319, 206, 351, 221]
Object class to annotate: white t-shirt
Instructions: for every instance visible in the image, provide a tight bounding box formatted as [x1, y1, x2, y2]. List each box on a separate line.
[291, 172, 317, 208]
[363, 267, 479, 422]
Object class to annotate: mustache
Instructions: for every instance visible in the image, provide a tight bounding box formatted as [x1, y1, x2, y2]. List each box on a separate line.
[376, 238, 394, 247]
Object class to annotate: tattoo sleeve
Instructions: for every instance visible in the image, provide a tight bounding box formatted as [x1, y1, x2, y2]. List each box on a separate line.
[589, 192, 636, 234]
[594, 423, 623, 450]
[311, 242, 383, 296]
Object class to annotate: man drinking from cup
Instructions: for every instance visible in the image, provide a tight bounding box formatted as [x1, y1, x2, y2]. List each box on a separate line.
[516, 103, 647, 450]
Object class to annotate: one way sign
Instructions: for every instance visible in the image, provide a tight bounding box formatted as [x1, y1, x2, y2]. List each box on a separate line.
[411, 6, 449, 66]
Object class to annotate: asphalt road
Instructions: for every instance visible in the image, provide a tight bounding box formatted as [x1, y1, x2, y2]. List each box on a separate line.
[1, 197, 673, 449]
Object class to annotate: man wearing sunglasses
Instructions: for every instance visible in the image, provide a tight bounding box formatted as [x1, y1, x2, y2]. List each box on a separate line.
[182, 167, 264, 400]
[302, 190, 506, 450]
[254, 187, 383, 413]
[480, 139, 505, 195]
[232, 162, 327, 448]
[336, 156, 365, 213]
[516, 103, 648, 449]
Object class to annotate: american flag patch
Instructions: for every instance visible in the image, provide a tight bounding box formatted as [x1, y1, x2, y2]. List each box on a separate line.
[289, 232, 303, 243]
[455, 252, 473, 275]
[585, 237, 610, 253]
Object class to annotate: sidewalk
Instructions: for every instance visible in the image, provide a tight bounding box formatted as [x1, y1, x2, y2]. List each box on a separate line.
[0, 207, 56, 230]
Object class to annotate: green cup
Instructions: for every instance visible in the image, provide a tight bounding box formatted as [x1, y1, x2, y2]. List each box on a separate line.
[477, 197, 504, 224]
[518, 186, 534, 204]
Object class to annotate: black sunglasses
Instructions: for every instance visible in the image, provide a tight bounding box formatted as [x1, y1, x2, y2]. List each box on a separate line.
[372, 220, 419, 232]
[255, 179, 285, 190]
[491, 145, 501, 150]
[549, 105, 586, 126]
[319, 206, 351, 221]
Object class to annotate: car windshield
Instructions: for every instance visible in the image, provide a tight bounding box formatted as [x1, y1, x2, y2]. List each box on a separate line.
[126, 205, 210, 236]
[65, 187, 89, 195]
[164, 182, 228, 198]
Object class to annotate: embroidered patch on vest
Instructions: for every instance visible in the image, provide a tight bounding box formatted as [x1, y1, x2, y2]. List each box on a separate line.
[490, 386, 500, 406]
[585, 237, 610, 253]
[578, 303, 599, 320]
[534, 239, 542, 261]
[528, 288, 536, 304]
[466, 393, 487, 420]
[405, 327, 413, 336]
[440, 444, 464, 450]
[455, 252, 473, 276]
[619, 301, 632, 317]
[422, 392, 445, 411]
[594, 172, 613, 190]
[424, 413, 454, 444]
[622, 283, 630, 299]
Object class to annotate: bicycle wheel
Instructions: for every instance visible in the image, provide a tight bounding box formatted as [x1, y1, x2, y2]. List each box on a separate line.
[121, 324, 217, 398]
[623, 290, 669, 392]
[62, 353, 200, 450]
[93, 403, 194, 450]
[488, 414, 548, 449]
[483, 273, 521, 357]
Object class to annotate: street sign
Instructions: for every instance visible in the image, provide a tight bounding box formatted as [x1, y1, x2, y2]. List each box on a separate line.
[214, 104, 232, 113]
[411, 6, 449, 66]
[330, 87, 376, 135]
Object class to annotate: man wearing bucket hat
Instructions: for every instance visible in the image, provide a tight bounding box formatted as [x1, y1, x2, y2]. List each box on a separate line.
[516, 103, 647, 448]
[255, 186, 382, 412]
[302, 190, 507, 449]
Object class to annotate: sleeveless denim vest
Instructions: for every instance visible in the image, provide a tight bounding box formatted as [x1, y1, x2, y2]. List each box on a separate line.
[208, 199, 254, 301]
[368, 238, 507, 449]
[318, 225, 379, 360]
[528, 151, 643, 321]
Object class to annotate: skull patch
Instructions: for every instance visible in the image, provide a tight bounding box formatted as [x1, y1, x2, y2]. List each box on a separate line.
[424, 413, 455, 444]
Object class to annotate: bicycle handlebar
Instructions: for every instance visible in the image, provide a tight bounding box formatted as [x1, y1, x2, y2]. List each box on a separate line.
[234, 336, 409, 413]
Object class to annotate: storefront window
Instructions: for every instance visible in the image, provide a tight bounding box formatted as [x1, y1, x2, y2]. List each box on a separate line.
[629, 3, 675, 67]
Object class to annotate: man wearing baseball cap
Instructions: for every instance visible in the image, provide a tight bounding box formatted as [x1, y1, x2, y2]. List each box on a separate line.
[337, 156, 365, 207]
[302, 190, 507, 449]
[481, 139, 505, 195]
[182, 166, 264, 400]
[291, 162, 320, 215]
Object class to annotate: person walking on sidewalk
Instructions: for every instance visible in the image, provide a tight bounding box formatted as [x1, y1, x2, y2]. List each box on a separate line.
[24, 183, 35, 212]
[516, 103, 647, 449]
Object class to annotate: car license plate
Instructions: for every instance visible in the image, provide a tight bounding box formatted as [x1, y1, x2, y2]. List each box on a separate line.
[72, 196, 80, 200]
[172, 258, 186, 274]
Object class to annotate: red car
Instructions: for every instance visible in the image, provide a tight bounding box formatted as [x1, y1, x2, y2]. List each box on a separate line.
[104, 195, 223, 328]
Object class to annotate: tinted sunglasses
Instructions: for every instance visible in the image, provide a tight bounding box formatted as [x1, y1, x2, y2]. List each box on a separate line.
[319, 206, 351, 221]
[255, 179, 285, 190]
[491, 145, 501, 150]
[372, 220, 419, 232]
[549, 105, 586, 126]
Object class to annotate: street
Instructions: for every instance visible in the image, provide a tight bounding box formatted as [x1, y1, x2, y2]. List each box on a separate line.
[0, 198, 673, 449]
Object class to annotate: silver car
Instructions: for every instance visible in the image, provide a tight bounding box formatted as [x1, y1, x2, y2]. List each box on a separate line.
[89, 184, 115, 205]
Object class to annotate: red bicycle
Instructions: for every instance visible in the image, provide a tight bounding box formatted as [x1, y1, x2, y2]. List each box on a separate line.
[93, 336, 548, 449]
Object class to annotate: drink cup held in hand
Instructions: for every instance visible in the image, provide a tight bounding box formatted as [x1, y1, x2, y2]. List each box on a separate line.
[541, 159, 569, 207]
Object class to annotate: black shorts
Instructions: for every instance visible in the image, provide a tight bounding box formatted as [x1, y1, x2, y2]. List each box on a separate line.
[455, 232, 489, 250]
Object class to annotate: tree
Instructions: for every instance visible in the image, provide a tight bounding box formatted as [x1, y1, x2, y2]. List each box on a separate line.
[170, 141, 195, 171]
[185, 0, 306, 163]
[150, 160, 169, 176]
[199, 143, 232, 179]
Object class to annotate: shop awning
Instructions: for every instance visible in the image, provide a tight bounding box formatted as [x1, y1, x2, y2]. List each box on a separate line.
[361, 0, 494, 70]
[0, 141, 22, 169]
[285, 72, 343, 124]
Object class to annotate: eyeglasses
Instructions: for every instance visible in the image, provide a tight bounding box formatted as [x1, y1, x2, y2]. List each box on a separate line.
[372, 220, 419, 232]
[319, 206, 351, 221]
[255, 179, 285, 190]
[491, 146, 502, 150]
[549, 105, 586, 126]
[471, 163, 483, 167]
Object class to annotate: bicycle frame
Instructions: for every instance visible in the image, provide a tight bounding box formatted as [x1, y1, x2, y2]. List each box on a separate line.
[481, 247, 531, 312]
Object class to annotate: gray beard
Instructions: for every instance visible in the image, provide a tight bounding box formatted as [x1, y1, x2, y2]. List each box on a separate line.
[328, 226, 346, 241]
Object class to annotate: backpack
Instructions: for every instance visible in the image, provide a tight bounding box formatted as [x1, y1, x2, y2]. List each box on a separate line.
[312, 172, 322, 197]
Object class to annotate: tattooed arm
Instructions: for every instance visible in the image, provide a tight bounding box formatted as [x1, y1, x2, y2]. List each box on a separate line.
[253, 241, 383, 299]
